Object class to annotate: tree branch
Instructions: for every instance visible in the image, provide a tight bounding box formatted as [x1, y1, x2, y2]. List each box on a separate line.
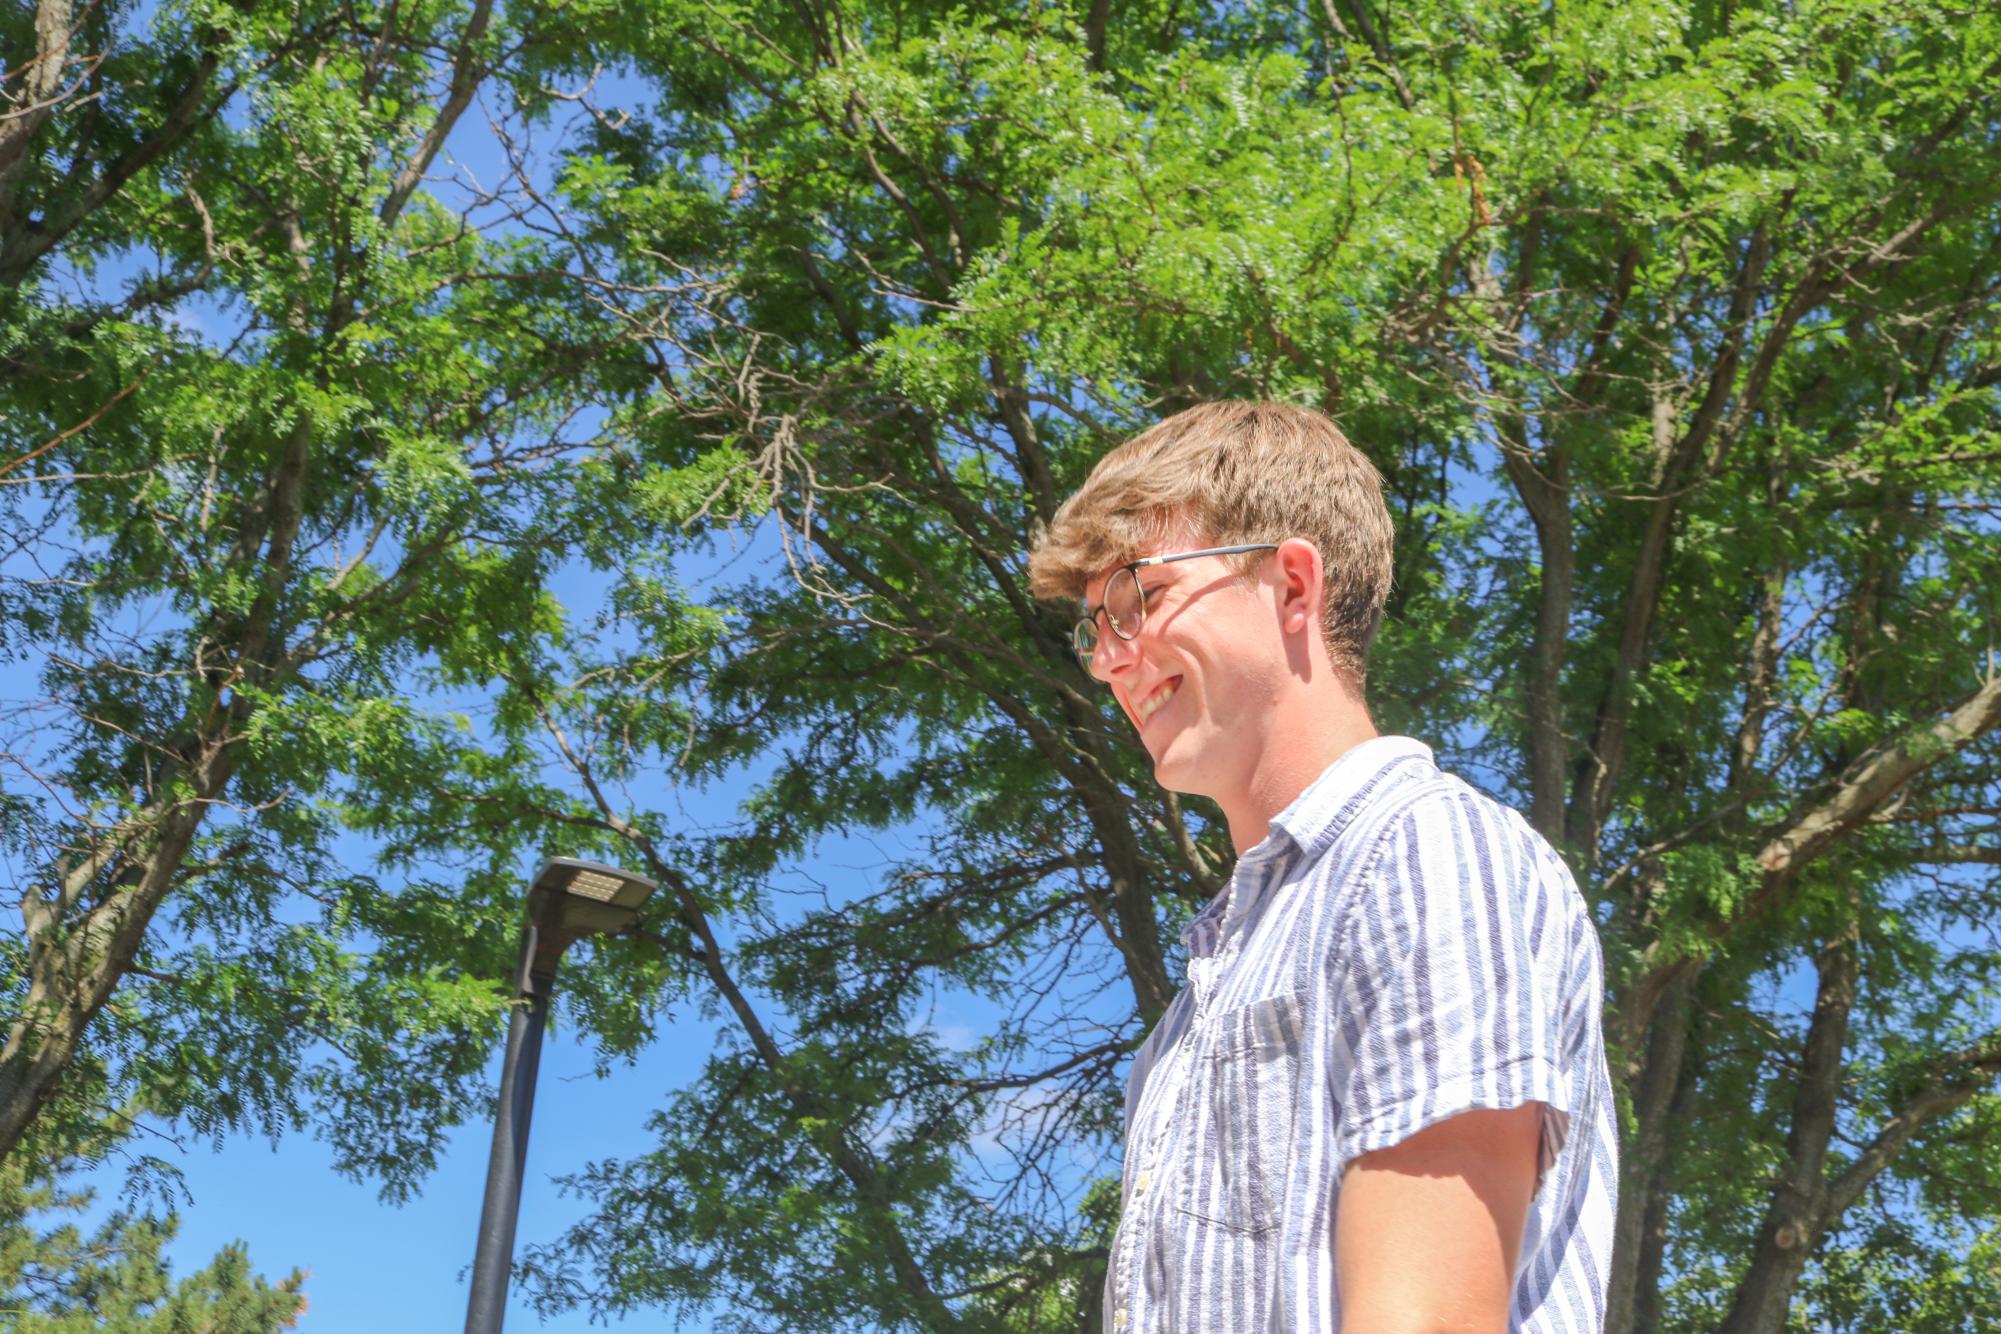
[377, 0, 495, 231]
[1616, 673, 2001, 1053]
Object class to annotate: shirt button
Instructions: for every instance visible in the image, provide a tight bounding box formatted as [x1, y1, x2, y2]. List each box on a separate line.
[1134, 1170, 1152, 1196]
[1114, 1310, 1129, 1329]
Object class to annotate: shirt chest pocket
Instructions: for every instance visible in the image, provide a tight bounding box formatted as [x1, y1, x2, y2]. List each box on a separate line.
[1192, 990, 1307, 1238]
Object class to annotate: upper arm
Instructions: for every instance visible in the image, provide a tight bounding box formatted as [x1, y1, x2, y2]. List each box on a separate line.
[1328, 795, 1584, 1328]
[1335, 1103, 1542, 1333]
[1335, 796, 1575, 1177]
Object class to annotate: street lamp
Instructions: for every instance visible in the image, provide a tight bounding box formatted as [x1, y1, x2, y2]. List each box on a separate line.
[464, 857, 657, 1334]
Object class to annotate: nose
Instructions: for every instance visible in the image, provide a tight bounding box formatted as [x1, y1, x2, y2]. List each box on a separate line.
[1089, 617, 1139, 683]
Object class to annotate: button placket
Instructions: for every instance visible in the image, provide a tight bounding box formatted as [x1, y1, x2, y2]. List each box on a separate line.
[1112, 1034, 1187, 1329]
[1108, 855, 1285, 1331]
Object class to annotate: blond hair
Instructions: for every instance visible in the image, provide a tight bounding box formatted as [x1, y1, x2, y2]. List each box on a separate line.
[1027, 401, 1394, 679]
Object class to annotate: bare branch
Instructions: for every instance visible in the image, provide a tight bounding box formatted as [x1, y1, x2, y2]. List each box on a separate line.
[377, 0, 495, 230]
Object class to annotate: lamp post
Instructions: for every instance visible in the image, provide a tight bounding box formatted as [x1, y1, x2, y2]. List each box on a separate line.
[464, 857, 657, 1334]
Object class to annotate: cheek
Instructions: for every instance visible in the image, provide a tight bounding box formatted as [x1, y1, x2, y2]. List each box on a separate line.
[1184, 621, 1284, 709]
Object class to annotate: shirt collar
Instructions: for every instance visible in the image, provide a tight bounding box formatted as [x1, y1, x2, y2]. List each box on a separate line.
[1264, 734, 1436, 862]
[1181, 885, 1231, 958]
[1176, 736, 1436, 958]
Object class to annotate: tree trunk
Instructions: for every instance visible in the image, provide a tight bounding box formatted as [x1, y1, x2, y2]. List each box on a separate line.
[1499, 442, 1571, 844]
[1605, 966, 1695, 1334]
[0, 748, 236, 1161]
[1632, 1018, 1702, 1334]
[0, 0, 73, 235]
[1715, 923, 1859, 1334]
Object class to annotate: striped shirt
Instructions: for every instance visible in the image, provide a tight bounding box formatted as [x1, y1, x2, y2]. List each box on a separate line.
[1107, 736, 1618, 1332]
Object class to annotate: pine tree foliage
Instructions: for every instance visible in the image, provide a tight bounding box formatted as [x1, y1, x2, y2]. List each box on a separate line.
[0, 1153, 304, 1332]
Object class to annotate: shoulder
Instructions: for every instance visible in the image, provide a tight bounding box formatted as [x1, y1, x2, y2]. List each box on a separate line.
[1358, 776, 1588, 955]
[1384, 776, 1569, 884]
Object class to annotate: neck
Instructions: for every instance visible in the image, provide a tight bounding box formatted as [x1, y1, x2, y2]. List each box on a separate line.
[1222, 671, 1378, 853]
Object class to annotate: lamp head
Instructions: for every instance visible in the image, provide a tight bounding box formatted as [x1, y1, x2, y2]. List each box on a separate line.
[524, 858, 658, 969]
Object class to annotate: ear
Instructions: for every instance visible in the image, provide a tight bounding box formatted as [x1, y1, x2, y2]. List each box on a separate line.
[1271, 537, 1324, 637]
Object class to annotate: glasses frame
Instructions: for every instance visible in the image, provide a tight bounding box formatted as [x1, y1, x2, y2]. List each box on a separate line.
[1072, 543, 1281, 668]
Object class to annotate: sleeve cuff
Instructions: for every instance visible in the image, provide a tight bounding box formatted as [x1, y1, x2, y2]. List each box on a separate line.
[1337, 1056, 1572, 1192]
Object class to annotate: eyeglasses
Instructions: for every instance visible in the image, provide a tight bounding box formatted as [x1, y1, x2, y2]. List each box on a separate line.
[1072, 544, 1280, 669]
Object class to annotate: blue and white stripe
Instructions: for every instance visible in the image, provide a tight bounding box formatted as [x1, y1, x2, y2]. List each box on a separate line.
[1107, 735, 1619, 1332]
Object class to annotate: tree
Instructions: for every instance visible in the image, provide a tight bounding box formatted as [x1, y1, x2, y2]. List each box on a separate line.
[442, 0, 1992, 1329]
[0, 1142, 305, 1332]
[0, 0, 674, 1192]
[9, 0, 1999, 1330]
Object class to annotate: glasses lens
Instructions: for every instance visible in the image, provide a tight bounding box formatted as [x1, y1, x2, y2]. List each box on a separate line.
[1105, 567, 1144, 639]
[1072, 615, 1098, 665]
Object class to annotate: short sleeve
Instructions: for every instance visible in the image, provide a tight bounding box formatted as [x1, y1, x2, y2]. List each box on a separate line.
[1333, 789, 1577, 1185]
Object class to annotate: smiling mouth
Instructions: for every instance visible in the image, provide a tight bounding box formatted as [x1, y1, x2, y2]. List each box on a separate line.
[1135, 677, 1181, 725]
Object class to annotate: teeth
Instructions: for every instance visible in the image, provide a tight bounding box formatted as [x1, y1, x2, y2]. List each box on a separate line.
[1138, 681, 1178, 722]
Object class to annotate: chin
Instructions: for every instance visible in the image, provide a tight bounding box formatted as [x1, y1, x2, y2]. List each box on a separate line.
[1148, 737, 1205, 799]
[1150, 720, 1243, 802]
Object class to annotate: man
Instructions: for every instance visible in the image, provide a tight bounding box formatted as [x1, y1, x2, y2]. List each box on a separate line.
[1027, 402, 1617, 1332]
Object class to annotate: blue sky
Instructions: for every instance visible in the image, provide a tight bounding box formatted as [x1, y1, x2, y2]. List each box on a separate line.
[116, 1002, 720, 1331]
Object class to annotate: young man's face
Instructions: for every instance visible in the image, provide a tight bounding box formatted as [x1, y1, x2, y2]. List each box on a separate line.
[1083, 547, 1286, 802]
